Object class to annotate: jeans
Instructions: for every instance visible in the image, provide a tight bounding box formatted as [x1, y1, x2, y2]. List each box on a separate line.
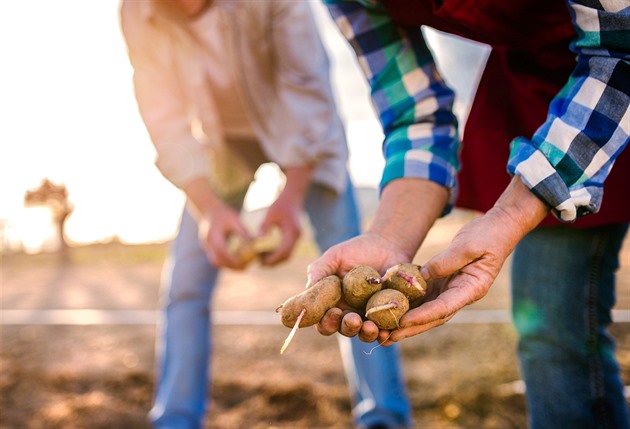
[149, 180, 412, 429]
[512, 224, 629, 429]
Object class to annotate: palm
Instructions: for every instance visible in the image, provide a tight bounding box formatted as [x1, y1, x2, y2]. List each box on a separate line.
[313, 233, 410, 281]
[380, 210, 516, 344]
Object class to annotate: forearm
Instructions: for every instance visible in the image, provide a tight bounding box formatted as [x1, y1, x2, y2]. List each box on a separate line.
[490, 176, 550, 246]
[279, 165, 315, 207]
[368, 178, 449, 260]
[181, 176, 225, 219]
[325, 0, 460, 212]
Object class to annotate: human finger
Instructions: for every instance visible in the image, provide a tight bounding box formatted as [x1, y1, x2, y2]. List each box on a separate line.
[306, 253, 341, 288]
[316, 307, 344, 336]
[339, 312, 363, 337]
[358, 320, 380, 343]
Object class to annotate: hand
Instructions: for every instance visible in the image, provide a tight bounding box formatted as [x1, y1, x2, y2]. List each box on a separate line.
[257, 192, 302, 266]
[197, 202, 251, 270]
[257, 165, 314, 266]
[376, 176, 550, 345]
[375, 208, 517, 344]
[305, 178, 448, 341]
[308, 177, 449, 342]
[308, 232, 413, 342]
[181, 177, 252, 269]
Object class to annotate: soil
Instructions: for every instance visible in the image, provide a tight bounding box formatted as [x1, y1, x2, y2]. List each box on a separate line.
[2, 210, 629, 429]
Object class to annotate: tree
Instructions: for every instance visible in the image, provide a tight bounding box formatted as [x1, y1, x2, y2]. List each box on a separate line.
[24, 179, 74, 255]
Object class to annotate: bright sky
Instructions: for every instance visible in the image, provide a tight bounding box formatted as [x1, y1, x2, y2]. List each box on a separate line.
[0, 1, 488, 253]
[1, 1, 182, 250]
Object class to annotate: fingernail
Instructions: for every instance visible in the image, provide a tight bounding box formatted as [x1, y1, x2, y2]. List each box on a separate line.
[420, 265, 430, 281]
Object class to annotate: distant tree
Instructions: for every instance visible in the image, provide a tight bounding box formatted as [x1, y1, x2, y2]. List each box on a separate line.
[24, 179, 74, 255]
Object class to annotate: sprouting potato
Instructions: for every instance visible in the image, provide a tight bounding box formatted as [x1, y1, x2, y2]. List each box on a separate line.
[276, 275, 342, 328]
[228, 231, 280, 266]
[278, 262, 428, 353]
[365, 289, 409, 330]
[382, 263, 427, 301]
[228, 236, 257, 265]
[276, 275, 342, 354]
[342, 265, 383, 310]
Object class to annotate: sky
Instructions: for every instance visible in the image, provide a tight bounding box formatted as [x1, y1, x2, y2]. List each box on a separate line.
[0, 1, 489, 253]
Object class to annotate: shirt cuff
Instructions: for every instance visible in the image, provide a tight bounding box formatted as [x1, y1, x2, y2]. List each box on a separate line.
[380, 148, 458, 216]
[508, 137, 601, 222]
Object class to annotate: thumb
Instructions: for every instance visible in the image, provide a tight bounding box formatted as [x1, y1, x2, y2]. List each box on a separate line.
[306, 257, 338, 289]
[256, 216, 272, 238]
[421, 243, 474, 281]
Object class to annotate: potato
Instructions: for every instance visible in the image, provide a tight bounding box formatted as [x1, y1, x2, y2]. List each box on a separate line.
[342, 265, 383, 310]
[382, 263, 427, 301]
[276, 275, 342, 328]
[228, 231, 280, 266]
[365, 289, 409, 330]
[228, 236, 257, 265]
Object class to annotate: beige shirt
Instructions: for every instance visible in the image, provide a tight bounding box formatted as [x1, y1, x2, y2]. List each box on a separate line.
[189, 9, 256, 142]
[121, 0, 349, 198]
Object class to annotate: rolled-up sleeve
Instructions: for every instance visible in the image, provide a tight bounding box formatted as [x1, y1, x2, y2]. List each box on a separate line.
[508, 1, 630, 222]
[325, 0, 460, 211]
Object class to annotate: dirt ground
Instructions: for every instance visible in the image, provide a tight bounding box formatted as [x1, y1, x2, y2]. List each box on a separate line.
[2, 209, 630, 429]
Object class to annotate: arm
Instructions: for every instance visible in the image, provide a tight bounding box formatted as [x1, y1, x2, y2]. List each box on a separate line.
[250, 2, 347, 264]
[382, 1, 630, 344]
[267, 1, 348, 166]
[307, 0, 458, 337]
[325, 0, 460, 205]
[120, 4, 211, 189]
[379, 176, 548, 344]
[507, 1, 630, 222]
[120, 4, 249, 268]
[307, 0, 459, 272]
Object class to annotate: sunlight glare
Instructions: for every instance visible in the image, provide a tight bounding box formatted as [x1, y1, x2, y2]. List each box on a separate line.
[16, 207, 58, 254]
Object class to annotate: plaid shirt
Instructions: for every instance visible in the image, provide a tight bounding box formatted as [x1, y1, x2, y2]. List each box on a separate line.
[325, 0, 630, 222]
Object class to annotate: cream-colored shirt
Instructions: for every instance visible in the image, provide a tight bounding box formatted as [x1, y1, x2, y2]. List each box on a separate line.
[189, 9, 256, 142]
[121, 0, 349, 196]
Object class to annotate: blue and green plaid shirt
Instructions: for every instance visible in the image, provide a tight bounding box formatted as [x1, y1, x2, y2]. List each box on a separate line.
[325, 0, 629, 222]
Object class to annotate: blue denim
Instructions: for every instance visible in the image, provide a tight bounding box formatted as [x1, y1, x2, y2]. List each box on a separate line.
[511, 224, 629, 429]
[149, 180, 412, 429]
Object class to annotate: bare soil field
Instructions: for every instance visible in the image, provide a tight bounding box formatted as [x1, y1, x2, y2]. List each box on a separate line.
[2, 210, 629, 429]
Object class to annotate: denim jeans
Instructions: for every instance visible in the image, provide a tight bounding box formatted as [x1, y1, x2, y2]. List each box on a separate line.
[149, 180, 412, 429]
[512, 224, 629, 429]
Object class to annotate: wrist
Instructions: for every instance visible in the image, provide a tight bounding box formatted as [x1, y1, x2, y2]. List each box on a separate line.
[280, 165, 314, 207]
[491, 176, 550, 239]
[182, 177, 224, 219]
[368, 178, 449, 258]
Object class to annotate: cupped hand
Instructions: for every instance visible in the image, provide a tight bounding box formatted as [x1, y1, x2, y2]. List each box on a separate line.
[308, 232, 413, 340]
[375, 206, 528, 345]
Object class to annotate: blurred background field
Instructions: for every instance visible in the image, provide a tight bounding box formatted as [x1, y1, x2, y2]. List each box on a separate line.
[2, 204, 629, 429]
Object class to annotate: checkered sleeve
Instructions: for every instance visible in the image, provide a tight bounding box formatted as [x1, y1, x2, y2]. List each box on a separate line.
[508, 1, 630, 222]
[324, 0, 460, 212]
